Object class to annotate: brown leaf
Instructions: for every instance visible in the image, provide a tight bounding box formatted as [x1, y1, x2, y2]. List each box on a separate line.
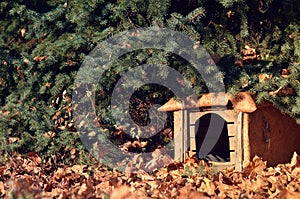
[33, 56, 47, 62]
[0, 181, 5, 196]
[243, 156, 266, 179]
[179, 187, 210, 199]
[281, 68, 292, 77]
[259, 73, 272, 82]
[27, 152, 42, 164]
[291, 167, 300, 178]
[76, 182, 94, 197]
[167, 162, 184, 172]
[145, 180, 159, 190]
[43, 131, 56, 138]
[241, 45, 257, 62]
[278, 189, 300, 199]
[70, 148, 76, 155]
[110, 185, 149, 199]
[290, 152, 300, 169]
[0, 166, 5, 176]
[8, 137, 20, 143]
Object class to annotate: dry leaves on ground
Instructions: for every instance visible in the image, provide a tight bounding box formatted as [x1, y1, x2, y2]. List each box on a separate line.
[1, 152, 300, 198]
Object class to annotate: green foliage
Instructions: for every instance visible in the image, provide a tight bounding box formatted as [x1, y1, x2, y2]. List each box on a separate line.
[0, 0, 299, 162]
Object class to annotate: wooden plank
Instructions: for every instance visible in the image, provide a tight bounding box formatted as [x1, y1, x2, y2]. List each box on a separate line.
[182, 109, 189, 161]
[224, 110, 238, 122]
[189, 111, 203, 126]
[229, 135, 236, 163]
[189, 125, 196, 138]
[189, 109, 238, 124]
[235, 112, 243, 171]
[173, 110, 183, 161]
[227, 123, 236, 136]
[229, 136, 236, 151]
[190, 137, 196, 151]
[242, 113, 250, 168]
[230, 151, 236, 163]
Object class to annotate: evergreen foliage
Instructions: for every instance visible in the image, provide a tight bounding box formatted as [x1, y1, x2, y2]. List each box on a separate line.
[0, 0, 299, 161]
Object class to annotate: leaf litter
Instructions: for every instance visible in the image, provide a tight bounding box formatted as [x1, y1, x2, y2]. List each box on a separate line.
[1, 152, 300, 198]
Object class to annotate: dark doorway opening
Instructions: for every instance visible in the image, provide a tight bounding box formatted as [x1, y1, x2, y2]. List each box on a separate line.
[195, 113, 230, 162]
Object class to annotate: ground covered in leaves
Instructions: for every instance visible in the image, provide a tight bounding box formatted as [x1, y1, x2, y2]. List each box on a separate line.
[1, 152, 300, 199]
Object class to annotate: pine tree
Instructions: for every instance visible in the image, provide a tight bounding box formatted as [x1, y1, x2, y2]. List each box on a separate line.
[0, 0, 299, 162]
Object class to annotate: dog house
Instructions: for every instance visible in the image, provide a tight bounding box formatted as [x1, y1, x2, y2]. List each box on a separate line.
[158, 92, 300, 171]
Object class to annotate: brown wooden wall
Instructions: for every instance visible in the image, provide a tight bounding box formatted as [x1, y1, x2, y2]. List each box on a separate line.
[247, 103, 300, 166]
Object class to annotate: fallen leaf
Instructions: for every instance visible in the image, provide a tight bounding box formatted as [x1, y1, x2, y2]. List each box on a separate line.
[0, 181, 5, 196]
[278, 189, 300, 199]
[110, 185, 149, 199]
[8, 137, 20, 143]
[241, 45, 257, 62]
[290, 152, 300, 169]
[243, 156, 266, 179]
[27, 152, 42, 164]
[259, 73, 272, 82]
[21, 28, 26, 37]
[33, 56, 47, 62]
[281, 68, 292, 77]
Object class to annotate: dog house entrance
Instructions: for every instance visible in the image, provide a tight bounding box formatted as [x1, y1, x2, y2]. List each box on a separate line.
[195, 113, 230, 162]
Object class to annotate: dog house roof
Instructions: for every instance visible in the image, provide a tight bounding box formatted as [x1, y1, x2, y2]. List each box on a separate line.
[158, 92, 257, 113]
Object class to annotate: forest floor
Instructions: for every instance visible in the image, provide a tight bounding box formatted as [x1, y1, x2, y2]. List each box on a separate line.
[1, 152, 300, 199]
